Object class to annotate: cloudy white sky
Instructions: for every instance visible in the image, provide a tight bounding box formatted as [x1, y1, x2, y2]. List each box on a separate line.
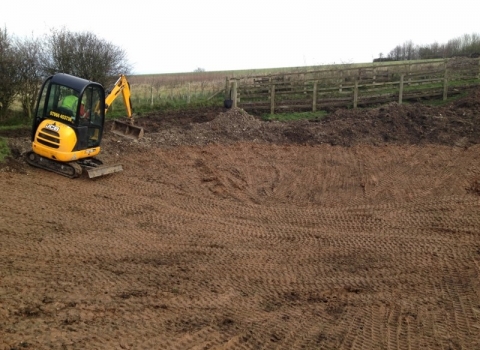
[2, 0, 478, 74]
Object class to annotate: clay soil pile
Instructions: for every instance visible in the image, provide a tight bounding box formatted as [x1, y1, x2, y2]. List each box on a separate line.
[1, 90, 480, 349]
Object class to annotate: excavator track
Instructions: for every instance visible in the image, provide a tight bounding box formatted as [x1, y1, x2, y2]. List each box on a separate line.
[26, 151, 82, 178]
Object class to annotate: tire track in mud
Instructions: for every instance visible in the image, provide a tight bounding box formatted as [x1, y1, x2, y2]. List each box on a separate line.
[1, 143, 480, 349]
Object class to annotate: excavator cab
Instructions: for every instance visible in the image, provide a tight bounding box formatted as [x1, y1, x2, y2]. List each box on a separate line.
[32, 73, 106, 152]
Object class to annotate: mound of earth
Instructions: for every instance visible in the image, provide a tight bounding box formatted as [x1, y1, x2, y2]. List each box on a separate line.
[3, 88, 480, 166]
[114, 87, 480, 149]
[3, 88, 480, 174]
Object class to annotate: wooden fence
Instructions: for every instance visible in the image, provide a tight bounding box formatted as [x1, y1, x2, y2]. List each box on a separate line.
[226, 58, 480, 114]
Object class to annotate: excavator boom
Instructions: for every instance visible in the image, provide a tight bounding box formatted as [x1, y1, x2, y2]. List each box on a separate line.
[105, 75, 133, 115]
[107, 75, 144, 139]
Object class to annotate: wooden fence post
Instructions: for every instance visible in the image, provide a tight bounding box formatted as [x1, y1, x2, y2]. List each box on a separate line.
[312, 81, 318, 112]
[225, 77, 230, 100]
[398, 74, 404, 104]
[232, 80, 238, 108]
[407, 63, 412, 85]
[443, 69, 448, 101]
[270, 84, 275, 115]
[353, 78, 358, 108]
[150, 85, 154, 107]
[339, 70, 343, 92]
[477, 58, 480, 79]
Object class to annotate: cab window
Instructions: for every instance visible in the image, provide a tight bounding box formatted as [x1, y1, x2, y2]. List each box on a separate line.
[46, 84, 80, 124]
[79, 86, 104, 127]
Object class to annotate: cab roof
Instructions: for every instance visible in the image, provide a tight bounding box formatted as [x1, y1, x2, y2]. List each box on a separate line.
[51, 73, 103, 93]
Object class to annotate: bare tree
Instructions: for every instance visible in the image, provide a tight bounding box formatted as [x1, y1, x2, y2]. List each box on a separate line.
[396, 40, 417, 60]
[383, 33, 480, 61]
[42, 28, 132, 87]
[468, 33, 480, 54]
[459, 33, 480, 55]
[429, 42, 443, 58]
[0, 28, 21, 120]
[388, 45, 403, 60]
[15, 35, 45, 120]
[445, 37, 462, 57]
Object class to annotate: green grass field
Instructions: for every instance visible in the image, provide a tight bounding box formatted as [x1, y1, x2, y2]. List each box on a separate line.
[0, 137, 11, 162]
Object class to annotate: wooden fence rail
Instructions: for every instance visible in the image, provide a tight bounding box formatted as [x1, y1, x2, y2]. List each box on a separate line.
[226, 58, 480, 114]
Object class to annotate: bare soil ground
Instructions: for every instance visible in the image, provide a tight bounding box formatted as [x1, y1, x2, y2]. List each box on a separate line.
[1, 90, 480, 349]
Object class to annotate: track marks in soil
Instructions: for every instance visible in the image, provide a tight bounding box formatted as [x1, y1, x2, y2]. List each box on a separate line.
[1, 143, 480, 349]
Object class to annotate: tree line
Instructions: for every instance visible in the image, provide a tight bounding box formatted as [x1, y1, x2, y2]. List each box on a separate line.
[0, 27, 131, 120]
[375, 33, 480, 62]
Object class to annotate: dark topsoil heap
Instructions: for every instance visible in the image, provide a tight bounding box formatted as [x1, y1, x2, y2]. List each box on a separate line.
[2, 87, 480, 172]
[130, 87, 480, 148]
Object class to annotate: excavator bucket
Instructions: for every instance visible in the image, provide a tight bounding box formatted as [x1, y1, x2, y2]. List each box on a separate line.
[86, 164, 123, 178]
[111, 120, 144, 140]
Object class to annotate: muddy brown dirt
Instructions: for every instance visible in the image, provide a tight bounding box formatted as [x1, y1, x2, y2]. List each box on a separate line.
[1, 90, 480, 349]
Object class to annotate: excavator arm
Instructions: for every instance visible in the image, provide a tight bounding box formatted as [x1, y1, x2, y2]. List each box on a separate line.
[107, 75, 144, 139]
[105, 74, 133, 117]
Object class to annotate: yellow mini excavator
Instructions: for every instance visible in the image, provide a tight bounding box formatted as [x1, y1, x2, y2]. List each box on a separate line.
[26, 73, 144, 178]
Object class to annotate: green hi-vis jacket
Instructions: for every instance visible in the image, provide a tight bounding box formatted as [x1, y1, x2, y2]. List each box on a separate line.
[61, 95, 78, 113]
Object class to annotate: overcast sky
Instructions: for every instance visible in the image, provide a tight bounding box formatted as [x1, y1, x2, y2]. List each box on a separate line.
[2, 0, 478, 74]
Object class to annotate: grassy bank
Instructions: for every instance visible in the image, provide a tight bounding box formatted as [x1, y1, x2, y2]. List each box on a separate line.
[0, 137, 11, 162]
